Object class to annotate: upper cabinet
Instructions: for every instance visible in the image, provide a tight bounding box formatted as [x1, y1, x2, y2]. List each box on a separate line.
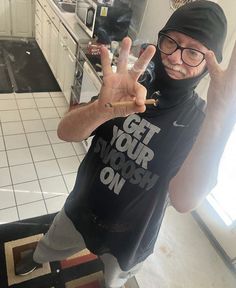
[0, 0, 33, 38]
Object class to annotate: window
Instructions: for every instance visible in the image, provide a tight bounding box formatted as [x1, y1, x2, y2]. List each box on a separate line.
[207, 125, 236, 226]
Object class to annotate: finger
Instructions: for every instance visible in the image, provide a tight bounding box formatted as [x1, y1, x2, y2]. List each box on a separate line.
[100, 46, 112, 77]
[117, 37, 132, 73]
[205, 50, 222, 79]
[129, 45, 156, 81]
[134, 84, 147, 113]
[133, 83, 147, 106]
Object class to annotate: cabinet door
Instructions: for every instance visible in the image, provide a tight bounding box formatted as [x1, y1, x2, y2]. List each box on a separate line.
[0, 0, 11, 36]
[35, 14, 42, 49]
[63, 51, 76, 104]
[56, 36, 67, 91]
[41, 10, 51, 62]
[50, 24, 59, 77]
[11, 0, 33, 37]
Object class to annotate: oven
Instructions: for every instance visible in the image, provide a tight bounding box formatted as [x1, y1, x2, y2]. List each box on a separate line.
[71, 44, 102, 105]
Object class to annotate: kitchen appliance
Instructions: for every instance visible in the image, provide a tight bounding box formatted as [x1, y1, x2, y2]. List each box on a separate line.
[71, 44, 102, 105]
[70, 44, 102, 151]
[75, 0, 132, 42]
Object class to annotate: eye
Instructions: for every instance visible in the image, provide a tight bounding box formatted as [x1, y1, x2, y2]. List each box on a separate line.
[185, 49, 202, 60]
[165, 38, 175, 46]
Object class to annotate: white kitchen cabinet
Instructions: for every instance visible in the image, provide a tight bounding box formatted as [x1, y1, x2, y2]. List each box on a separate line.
[57, 36, 67, 90]
[11, 0, 33, 37]
[35, 0, 59, 82]
[63, 50, 76, 104]
[34, 1, 77, 104]
[35, 13, 42, 49]
[56, 22, 77, 103]
[0, 0, 11, 36]
[0, 0, 33, 37]
[41, 11, 51, 60]
[50, 23, 59, 76]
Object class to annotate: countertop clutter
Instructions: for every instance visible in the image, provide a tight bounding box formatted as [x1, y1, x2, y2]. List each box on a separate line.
[43, 0, 138, 87]
[36, 0, 140, 108]
[46, 0, 90, 42]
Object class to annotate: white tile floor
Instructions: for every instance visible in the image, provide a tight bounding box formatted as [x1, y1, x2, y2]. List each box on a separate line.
[0, 92, 86, 224]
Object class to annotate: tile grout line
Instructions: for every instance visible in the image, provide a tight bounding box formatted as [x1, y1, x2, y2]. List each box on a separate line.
[0, 92, 20, 221]
[13, 92, 50, 216]
[0, 91, 84, 220]
[41, 92, 73, 196]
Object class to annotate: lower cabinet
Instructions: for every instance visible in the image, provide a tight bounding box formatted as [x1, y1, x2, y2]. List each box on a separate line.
[55, 22, 77, 104]
[50, 23, 59, 76]
[35, 0, 77, 104]
[63, 49, 76, 104]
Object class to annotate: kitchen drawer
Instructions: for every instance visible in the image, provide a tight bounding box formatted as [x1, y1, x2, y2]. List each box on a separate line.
[35, 27, 42, 48]
[35, 14, 42, 36]
[59, 23, 77, 56]
[37, 0, 44, 7]
[42, 0, 50, 16]
[35, 0, 42, 19]
[49, 7, 60, 28]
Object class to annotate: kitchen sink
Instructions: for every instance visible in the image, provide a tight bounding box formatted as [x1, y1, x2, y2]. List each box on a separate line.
[52, 0, 76, 13]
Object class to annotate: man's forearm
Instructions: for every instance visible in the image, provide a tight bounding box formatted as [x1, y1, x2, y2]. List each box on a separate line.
[57, 100, 112, 142]
[169, 110, 235, 213]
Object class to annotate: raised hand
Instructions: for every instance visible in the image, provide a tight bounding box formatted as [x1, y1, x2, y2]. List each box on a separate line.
[97, 37, 156, 118]
[205, 41, 236, 126]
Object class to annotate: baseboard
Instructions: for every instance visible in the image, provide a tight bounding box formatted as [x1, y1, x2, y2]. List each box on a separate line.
[191, 211, 236, 277]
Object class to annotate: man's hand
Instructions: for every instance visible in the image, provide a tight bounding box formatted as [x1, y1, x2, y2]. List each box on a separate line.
[205, 41, 236, 127]
[97, 37, 156, 118]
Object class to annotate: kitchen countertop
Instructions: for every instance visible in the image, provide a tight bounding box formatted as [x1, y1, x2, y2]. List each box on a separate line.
[46, 0, 91, 43]
[45, 0, 102, 83]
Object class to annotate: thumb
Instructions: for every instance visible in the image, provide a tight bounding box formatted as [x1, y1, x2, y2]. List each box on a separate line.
[205, 50, 222, 79]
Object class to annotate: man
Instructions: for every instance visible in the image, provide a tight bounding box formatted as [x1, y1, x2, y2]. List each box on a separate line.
[16, 1, 236, 288]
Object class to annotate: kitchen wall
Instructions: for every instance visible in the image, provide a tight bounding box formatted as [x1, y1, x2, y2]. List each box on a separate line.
[129, 0, 172, 44]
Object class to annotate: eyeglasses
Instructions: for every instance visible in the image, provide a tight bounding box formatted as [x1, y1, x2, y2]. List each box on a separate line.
[157, 33, 206, 67]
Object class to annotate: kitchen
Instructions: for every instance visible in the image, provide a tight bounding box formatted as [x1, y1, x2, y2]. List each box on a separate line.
[0, 0, 236, 287]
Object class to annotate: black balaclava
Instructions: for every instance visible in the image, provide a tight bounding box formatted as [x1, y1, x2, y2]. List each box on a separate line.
[146, 0, 227, 110]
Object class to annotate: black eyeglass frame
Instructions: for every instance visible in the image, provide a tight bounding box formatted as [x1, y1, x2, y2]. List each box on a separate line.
[158, 32, 206, 67]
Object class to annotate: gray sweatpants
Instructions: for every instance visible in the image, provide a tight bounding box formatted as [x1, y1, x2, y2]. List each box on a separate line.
[33, 208, 143, 288]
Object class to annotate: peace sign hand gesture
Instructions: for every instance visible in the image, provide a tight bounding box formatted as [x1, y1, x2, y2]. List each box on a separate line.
[97, 37, 156, 119]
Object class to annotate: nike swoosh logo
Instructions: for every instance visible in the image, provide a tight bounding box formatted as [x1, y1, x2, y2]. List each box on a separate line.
[173, 121, 188, 128]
